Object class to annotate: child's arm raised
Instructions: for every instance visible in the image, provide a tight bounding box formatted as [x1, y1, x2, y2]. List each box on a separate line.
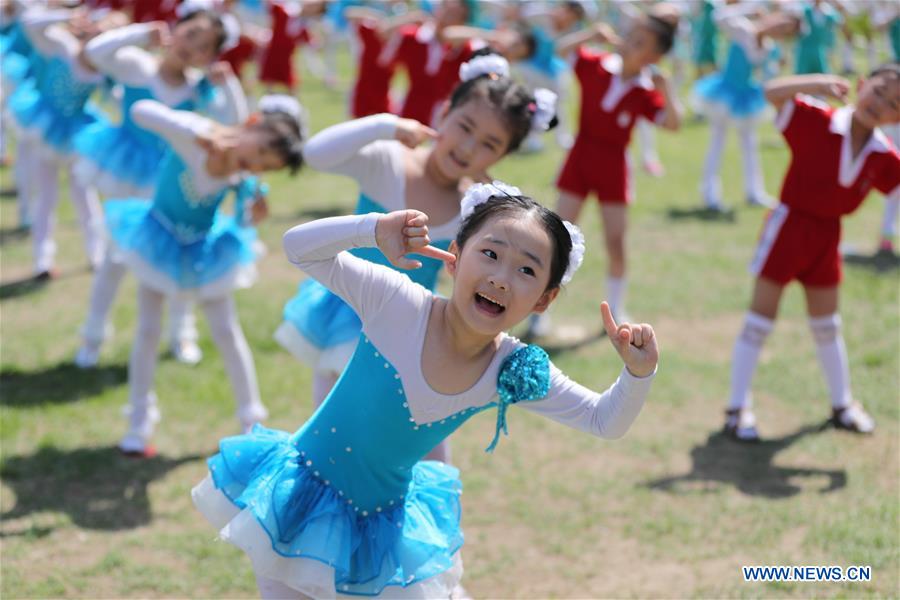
[20, 6, 78, 58]
[84, 21, 167, 85]
[556, 22, 620, 57]
[130, 99, 212, 157]
[522, 303, 657, 439]
[283, 210, 454, 323]
[651, 69, 682, 131]
[204, 61, 249, 126]
[763, 74, 849, 112]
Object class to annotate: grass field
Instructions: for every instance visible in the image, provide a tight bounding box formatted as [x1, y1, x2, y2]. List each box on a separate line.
[1, 48, 898, 599]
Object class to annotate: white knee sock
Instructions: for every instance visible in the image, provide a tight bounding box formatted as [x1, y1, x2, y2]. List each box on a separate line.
[82, 251, 128, 344]
[67, 168, 105, 268]
[129, 285, 165, 414]
[30, 155, 60, 273]
[637, 119, 659, 164]
[701, 120, 728, 206]
[809, 313, 852, 409]
[168, 298, 199, 345]
[738, 122, 766, 200]
[881, 190, 899, 241]
[202, 295, 267, 427]
[606, 276, 626, 319]
[728, 312, 774, 411]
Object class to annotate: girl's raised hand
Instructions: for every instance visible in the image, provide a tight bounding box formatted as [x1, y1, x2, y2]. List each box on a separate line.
[376, 210, 456, 270]
[601, 301, 658, 378]
[817, 75, 850, 102]
[146, 21, 171, 48]
[208, 61, 236, 85]
[394, 119, 437, 149]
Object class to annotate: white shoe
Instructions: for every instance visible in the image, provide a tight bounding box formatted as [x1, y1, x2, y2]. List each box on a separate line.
[170, 339, 202, 365]
[724, 407, 760, 442]
[238, 402, 269, 434]
[74, 341, 102, 369]
[75, 324, 113, 369]
[118, 398, 161, 455]
[746, 193, 776, 209]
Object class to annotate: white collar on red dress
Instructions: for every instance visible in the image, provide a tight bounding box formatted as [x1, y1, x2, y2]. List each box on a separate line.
[599, 53, 653, 112]
[829, 105, 892, 188]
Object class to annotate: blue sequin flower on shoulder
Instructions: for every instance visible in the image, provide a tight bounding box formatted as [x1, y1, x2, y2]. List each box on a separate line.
[486, 344, 550, 452]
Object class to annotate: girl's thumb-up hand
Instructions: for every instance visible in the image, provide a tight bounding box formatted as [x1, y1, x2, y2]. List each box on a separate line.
[376, 210, 457, 270]
[394, 119, 438, 149]
[601, 301, 658, 378]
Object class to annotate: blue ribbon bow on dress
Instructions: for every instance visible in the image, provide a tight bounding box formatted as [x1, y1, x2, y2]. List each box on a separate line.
[486, 345, 550, 453]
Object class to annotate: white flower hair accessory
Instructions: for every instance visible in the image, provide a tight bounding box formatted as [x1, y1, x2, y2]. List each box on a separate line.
[460, 180, 522, 220]
[561, 220, 585, 285]
[175, 0, 241, 51]
[530, 87, 557, 132]
[459, 54, 510, 83]
[258, 94, 308, 137]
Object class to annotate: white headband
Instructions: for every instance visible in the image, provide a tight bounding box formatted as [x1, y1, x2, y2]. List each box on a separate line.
[460, 180, 586, 286]
[257, 94, 307, 136]
[530, 87, 557, 133]
[175, 0, 241, 52]
[459, 54, 510, 83]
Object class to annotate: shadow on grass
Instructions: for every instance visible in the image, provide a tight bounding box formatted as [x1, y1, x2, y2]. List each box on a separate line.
[0, 446, 203, 533]
[666, 206, 737, 223]
[0, 363, 128, 407]
[842, 249, 900, 273]
[645, 423, 846, 498]
[0, 224, 30, 245]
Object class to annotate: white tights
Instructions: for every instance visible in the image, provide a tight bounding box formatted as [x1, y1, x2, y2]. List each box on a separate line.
[30, 153, 105, 273]
[701, 117, 766, 206]
[82, 250, 197, 346]
[128, 285, 266, 427]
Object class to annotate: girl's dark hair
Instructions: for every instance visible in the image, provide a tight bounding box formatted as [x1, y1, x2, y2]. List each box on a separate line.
[513, 21, 537, 59]
[176, 9, 228, 54]
[448, 48, 558, 153]
[255, 111, 305, 175]
[870, 62, 900, 79]
[645, 15, 676, 55]
[456, 194, 573, 291]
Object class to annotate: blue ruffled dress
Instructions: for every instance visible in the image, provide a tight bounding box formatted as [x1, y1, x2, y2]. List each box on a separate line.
[6, 56, 106, 160]
[275, 194, 452, 373]
[194, 335, 550, 596]
[692, 38, 775, 122]
[0, 21, 37, 92]
[73, 79, 215, 197]
[104, 151, 258, 299]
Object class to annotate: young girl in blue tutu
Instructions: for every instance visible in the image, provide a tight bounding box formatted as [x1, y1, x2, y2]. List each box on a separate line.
[193, 181, 659, 599]
[110, 96, 305, 456]
[72, 5, 245, 368]
[273, 51, 557, 464]
[6, 6, 126, 278]
[693, 4, 796, 212]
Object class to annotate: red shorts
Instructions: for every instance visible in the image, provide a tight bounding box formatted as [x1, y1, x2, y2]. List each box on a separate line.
[749, 205, 842, 286]
[556, 140, 631, 203]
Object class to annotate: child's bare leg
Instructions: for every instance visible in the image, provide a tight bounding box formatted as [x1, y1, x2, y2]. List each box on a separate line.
[600, 203, 628, 319]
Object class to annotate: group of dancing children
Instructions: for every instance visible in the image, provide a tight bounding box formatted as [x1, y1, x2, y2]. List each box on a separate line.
[1, 0, 898, 598]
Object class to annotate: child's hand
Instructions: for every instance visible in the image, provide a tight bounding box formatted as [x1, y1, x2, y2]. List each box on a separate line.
[208, 61, 236, 85]
[650, 66, 670, 89]
[816, 75, 850, 102]
[394, 119, 437, 149]
[601, 301, 658, 378]
[250, 196, 269, 224]
[376, 210, 456, 270]
[146, 21, 171, 47]
[594, 22, 621, 46]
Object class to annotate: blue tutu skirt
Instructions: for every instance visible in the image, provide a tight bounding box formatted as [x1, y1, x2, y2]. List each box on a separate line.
[73, 123, 165, 198]
[692, 75, 767, 122]
[105, 199, 258, 299]
[0, 51, 32, 92]
[6, 85, 106, 160]
[192, 425, 463, 597]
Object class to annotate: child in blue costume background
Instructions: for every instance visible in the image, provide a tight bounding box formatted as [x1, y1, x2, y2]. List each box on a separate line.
[794, 0, 841, 75]
[6, 7, 124, 278]
[273, 52, 559, 452]
[72, 7, 246, 368]
[108, 96, 305, 457]
[694, 6, 795, 211]
[194, 182, 659, 598]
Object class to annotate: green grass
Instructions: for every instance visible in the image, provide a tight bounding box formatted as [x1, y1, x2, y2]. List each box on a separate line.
[1, 50, 898, 599]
